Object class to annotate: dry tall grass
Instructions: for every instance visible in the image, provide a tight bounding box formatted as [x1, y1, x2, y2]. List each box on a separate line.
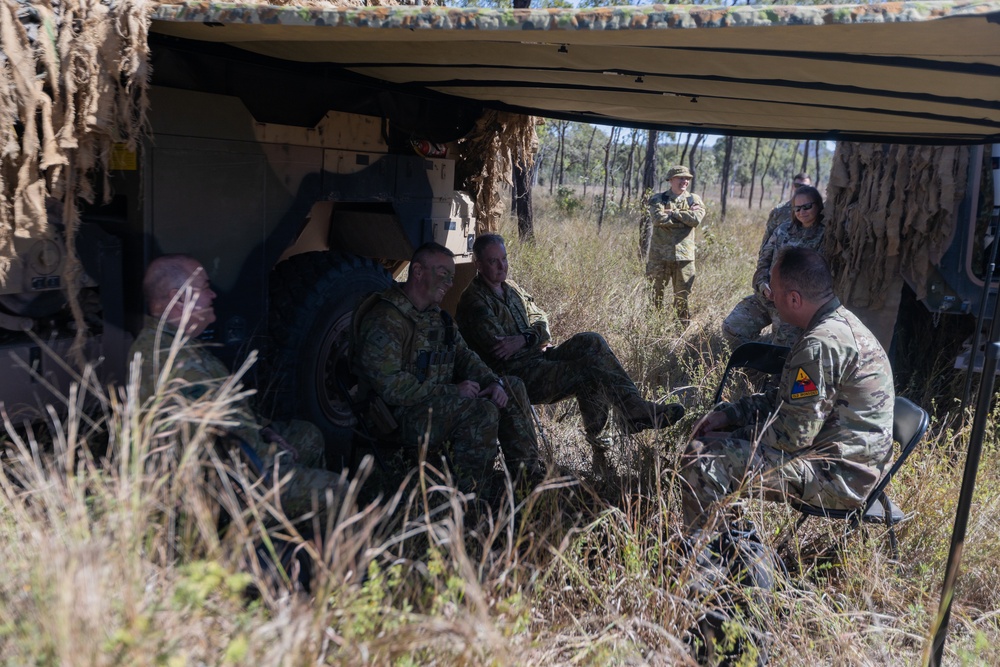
[2, 192, 1000, 665]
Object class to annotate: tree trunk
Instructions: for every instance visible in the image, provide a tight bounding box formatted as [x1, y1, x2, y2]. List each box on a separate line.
[548, 121, 561, 195]
[557, 121, 567, 186]
[814, 139, 822, 190]
[720, 135, 734, 222]
[760, 138, 778, 208]
[583, 125, 597, 197]
[679, 133, 692, 166]
[640, 129, 659, 260]
[620, 130, 636, 209]
[748, 137, 761, 210]
[690, 133, 704, 190]
[598, 127, 615, 230]
[513, 157, 534, 240]
[801, 139, 810, 173]
[608, 126, 622, 203]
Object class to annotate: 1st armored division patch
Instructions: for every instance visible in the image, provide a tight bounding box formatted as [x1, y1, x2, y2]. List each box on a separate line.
[790, 367, 819, 399]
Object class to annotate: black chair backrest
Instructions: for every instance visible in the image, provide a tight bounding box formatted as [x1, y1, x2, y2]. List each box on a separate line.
[714, 342, 792, 404]
[861, 396, 929, 510]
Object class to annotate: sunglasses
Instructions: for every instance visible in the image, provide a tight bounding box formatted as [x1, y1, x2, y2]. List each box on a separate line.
[792, 182, 807, 188]
[793, 202, 815, 213]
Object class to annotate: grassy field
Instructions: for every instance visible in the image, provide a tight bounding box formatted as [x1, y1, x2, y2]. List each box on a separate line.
[2, 192, 999, 665]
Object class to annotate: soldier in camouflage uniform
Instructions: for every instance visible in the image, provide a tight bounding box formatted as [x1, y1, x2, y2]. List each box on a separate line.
[353, 242, 542, 500]
[723, 183, 824, 348]
[760, 172, 811, 252]
[646, 164, 706, 324]
[130, 255, 346, 522]
[682, 247, 894, 531]
[455, 234, 685, 456]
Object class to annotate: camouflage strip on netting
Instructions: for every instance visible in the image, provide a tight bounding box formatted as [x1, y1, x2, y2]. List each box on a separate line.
[151, 1, 1000, 30]
[1, 0, 151, 361]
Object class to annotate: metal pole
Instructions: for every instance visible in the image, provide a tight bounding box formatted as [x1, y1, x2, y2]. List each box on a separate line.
[929, 280, 1000, 664]
[961, 232, 1000, 413]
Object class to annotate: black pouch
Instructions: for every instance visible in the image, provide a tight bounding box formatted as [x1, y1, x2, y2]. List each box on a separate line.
[367, 395, 399, 437]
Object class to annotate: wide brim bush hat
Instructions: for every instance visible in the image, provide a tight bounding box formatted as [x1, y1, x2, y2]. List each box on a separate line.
[667, 165, 694, 179]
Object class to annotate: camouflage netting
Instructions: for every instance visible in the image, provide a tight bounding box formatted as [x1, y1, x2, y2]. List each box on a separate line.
[455, 109, 536, 234]
[2, 0, 528, 365]
[1, 0, 151, 358]
[824, 142, 969, 309]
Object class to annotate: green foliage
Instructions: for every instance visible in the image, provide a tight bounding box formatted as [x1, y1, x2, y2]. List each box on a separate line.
[4, 190, 1000, 665]
[554, 185, 584, 216]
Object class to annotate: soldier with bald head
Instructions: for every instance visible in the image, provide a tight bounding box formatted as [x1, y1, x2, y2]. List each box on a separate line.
[131, 254, 346, 522]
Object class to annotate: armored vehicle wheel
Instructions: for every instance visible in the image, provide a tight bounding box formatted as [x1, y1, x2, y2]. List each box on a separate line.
[268, 252, 393, 469]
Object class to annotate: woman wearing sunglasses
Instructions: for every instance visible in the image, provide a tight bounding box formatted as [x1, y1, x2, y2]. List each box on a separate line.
[723, 184, 826, 348]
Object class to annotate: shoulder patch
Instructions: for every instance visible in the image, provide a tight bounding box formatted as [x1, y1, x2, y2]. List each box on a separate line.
[790, 367, 820, 399]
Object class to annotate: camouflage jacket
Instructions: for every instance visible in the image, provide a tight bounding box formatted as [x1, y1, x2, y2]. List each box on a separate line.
[647, 190, 705, 262]
[455, 274, 550, 372]
[761, 200, 793, 252]
[752, 220, 826, 296]
[129, 316, 261, 446]
[718, 298, 894, 492]
[355, 284, 499, 409]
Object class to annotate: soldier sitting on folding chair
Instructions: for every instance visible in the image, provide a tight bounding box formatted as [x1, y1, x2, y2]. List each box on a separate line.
[680, 247, 895, 532]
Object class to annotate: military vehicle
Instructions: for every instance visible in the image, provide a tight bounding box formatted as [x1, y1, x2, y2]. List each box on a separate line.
[3, 1, 998, 466]
[2, 12, 486, 464]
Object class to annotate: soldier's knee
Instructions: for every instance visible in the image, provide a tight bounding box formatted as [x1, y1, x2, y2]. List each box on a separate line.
[502, 376, 530, 402]
[477, 399, 500, 424]
[569, 331, 609, 353]
[721, 318, 748, 347]
[681, 439, 706, 467]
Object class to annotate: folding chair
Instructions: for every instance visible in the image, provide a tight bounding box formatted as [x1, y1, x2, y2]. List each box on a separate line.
[713, 342, 791, 404]
[787, 396, 929, 560]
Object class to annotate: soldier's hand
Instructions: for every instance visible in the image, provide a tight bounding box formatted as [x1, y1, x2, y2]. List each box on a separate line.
[491, 335, 526, 360]
[690, 410, 731, 439]
[479, 382, 508, 408]
[261, 426, 299, 462]
[457, 380, 481, 399]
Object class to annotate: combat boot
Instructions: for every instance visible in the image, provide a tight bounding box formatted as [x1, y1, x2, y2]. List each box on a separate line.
[621, 400, 686, 434]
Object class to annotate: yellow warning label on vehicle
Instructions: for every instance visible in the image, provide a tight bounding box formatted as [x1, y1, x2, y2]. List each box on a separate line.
[110, 143, 137, 171]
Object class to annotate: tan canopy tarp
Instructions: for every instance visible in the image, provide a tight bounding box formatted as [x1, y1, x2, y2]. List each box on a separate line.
[150, 1, 1000, 143]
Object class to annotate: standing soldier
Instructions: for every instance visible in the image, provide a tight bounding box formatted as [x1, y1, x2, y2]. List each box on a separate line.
[647, 165, 706, 324]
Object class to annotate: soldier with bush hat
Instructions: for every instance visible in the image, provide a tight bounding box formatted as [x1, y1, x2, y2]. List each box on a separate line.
[646, 164, 706, 324]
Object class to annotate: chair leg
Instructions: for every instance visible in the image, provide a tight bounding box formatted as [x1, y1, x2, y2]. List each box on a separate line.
[882, 493, 900, 562]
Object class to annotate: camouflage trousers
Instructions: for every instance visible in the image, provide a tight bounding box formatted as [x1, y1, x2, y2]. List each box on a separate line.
[391, 375, 541, 498]
[722, 293, 802, 348]
[252, 419, 350, 524]
[679, 432, 872, 531]
[646, 259, 695, 323]
[507, 332, 648, 440]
